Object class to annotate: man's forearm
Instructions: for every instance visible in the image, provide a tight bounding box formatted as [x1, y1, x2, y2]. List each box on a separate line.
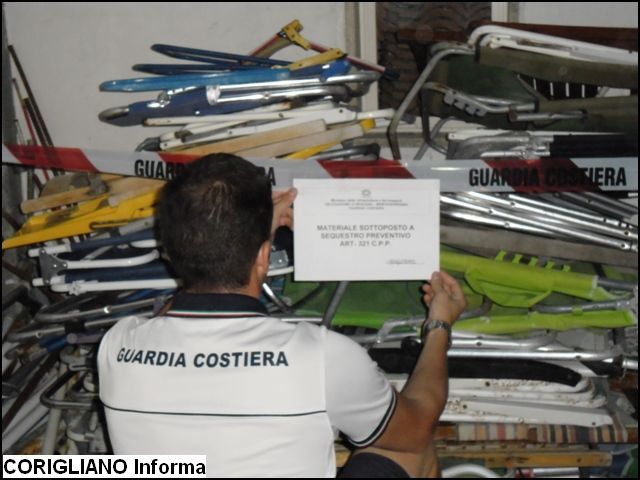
[365, 271, 464, 463]
[400, 328, 450, 420]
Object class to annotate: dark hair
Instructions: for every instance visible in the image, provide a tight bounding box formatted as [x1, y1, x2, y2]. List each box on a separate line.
[159, 153, 272, 290]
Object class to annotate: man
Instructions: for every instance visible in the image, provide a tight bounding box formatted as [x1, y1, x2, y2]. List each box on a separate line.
[98, 153, 466, 477]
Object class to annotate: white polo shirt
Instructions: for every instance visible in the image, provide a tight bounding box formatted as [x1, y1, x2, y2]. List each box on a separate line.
[98, 293, 395, 478]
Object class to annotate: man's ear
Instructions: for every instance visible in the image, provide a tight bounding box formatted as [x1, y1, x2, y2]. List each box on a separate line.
[255, 240, 271, 278]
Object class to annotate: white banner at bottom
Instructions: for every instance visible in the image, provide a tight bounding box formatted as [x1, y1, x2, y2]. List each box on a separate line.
[2, 455, 206, 478]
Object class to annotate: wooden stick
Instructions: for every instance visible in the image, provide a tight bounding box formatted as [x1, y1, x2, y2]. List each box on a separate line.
[107, 178, 165, 206]
[21, 175, 162, 213]
[178, 119, 326, 155]
[439, 447, 611, 468]
[237, 122, 365, 158]
[22, 174, 122, 213]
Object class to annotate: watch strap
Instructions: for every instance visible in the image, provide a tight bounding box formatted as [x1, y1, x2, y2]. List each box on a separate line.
[421, 319, 452, 349]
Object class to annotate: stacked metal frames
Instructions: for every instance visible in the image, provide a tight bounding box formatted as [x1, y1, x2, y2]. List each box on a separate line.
[2, 21, 638, 456]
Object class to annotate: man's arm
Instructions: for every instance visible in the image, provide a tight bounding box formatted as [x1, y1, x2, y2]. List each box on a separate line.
[368, 271, 466, 453]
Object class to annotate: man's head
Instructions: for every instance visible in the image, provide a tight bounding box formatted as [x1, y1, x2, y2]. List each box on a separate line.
[159, 153, 273, 292]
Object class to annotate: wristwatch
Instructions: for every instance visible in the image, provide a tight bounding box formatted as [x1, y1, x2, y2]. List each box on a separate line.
[421, 319, 452, 349]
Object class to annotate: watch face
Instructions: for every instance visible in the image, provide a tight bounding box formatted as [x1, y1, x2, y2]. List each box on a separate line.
[423, 320, 452, 348]
[427, 320, 450, 331]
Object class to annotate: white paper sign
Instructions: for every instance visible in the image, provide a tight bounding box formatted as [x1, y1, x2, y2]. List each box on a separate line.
[293, 179, 440, 281]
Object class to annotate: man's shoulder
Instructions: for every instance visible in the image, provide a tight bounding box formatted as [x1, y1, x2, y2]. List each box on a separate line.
[323, 326, 367, 352]
[101, 314, 150, 342]
[277, 320, 369, 356]
[259, 316, 323, 332]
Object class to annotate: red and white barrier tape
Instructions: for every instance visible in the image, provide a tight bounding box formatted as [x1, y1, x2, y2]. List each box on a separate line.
[3, 144, 637, 193]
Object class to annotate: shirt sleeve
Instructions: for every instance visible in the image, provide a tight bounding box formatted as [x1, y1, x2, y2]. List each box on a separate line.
[323, 329, 396, 447]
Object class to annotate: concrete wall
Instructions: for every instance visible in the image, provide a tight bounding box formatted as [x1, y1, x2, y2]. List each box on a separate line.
[3, 2, 638, 151]
[4, 2, 346, 150]
[517, 2, 638, 27]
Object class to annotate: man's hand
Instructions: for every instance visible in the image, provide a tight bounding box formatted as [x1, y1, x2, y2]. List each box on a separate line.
[421, 271, 467, 325]
[271, 188, 297, 235]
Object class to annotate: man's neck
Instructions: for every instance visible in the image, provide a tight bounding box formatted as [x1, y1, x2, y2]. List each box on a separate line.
[185, 284, 261, 299]
[156, 284, 261, 317]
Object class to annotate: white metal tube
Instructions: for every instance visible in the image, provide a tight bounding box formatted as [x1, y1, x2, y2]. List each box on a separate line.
[41, 363, 67, 454]
[2, 410, 48, 453]
[442, 464, 500, 478]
